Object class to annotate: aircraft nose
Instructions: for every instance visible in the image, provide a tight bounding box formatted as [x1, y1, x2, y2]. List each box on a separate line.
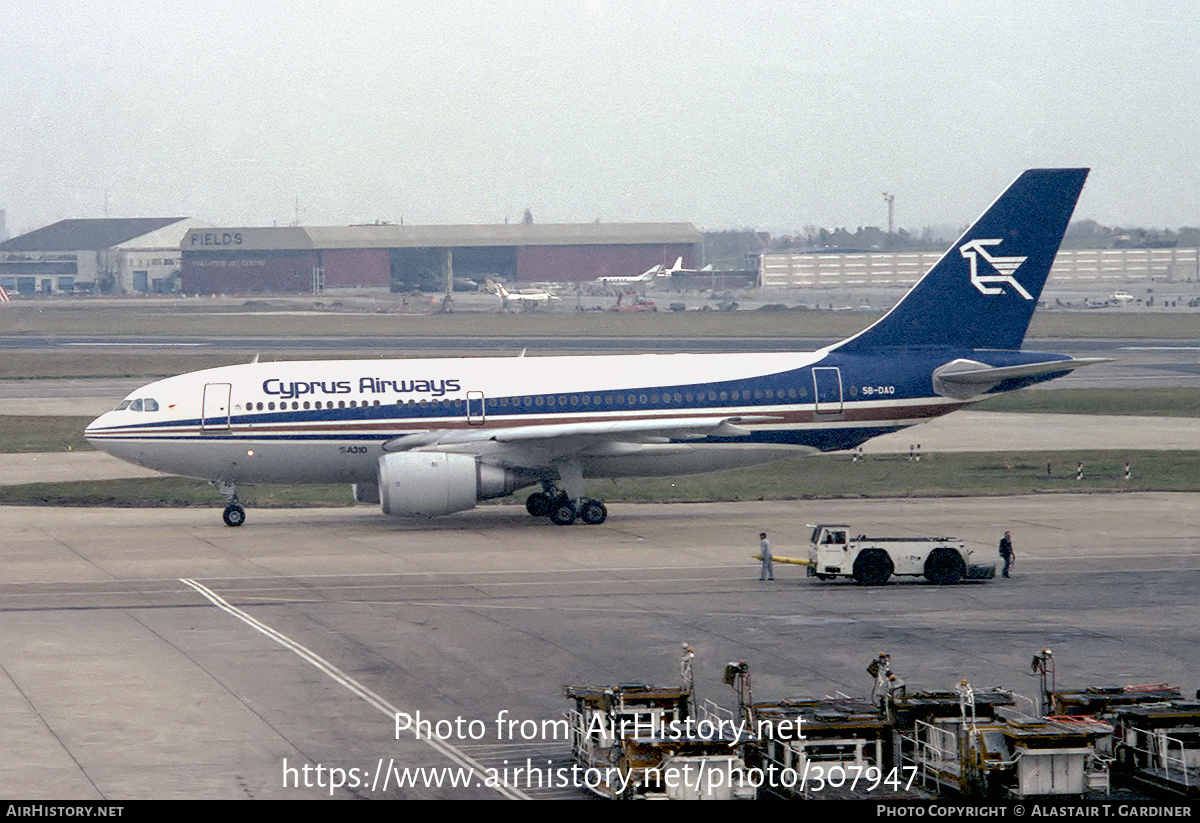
[84, 412, 113, 448]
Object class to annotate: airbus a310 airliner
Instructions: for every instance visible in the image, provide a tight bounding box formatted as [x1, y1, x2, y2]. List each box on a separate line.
[87, 168, 1101, 527]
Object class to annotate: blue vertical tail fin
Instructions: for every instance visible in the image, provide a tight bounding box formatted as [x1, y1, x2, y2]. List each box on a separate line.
[835, 168, 1088, 352]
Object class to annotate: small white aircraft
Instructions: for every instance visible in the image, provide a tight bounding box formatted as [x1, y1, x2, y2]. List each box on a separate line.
[490, 280, 559, 307]
[87, 169, 1102, 528]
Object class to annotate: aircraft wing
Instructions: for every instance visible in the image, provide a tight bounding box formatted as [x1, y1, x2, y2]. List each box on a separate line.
[933, 357, 1111, 399]
[381, 415, 781, 455]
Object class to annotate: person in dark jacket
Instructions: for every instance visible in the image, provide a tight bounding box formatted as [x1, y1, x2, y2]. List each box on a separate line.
[999, 531, 1014, 578]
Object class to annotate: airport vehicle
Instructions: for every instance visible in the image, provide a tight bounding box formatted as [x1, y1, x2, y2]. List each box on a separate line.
[85, 169, 1100, 528]
[609, 291, 658, 312]
[563, 682, 754, 799]
[805, 524, 995, 585]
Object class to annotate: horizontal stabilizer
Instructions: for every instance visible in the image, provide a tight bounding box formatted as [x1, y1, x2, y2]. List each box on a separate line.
[933, 357, 1111, 399]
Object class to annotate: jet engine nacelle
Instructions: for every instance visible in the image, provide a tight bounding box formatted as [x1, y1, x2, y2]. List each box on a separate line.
[377, 452, 535, 517]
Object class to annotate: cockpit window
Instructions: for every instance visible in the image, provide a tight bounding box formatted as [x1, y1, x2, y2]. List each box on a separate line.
[119, 398, 160, 412]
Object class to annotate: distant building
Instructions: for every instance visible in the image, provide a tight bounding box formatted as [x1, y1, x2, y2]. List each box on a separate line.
[0, 217, 207, 295]
[180, 222, 701, 295]
[759, 247, 1200, 290]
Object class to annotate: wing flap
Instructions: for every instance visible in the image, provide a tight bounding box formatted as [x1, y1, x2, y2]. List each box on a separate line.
[381, 415, 781, 453]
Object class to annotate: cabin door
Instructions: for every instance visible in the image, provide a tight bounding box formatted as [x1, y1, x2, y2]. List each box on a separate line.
[466, 391, 486, 425]
[812, 367, 843, 415]
[201, 383, 232, 431]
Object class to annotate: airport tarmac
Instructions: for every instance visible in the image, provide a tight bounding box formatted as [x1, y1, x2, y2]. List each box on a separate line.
[2, 332, 1197, 799]
[2, 493, 1199, 799]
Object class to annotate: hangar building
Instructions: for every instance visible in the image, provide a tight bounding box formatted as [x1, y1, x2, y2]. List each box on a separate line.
[0, 217, 206, 295]
[180, 222, 702, 295]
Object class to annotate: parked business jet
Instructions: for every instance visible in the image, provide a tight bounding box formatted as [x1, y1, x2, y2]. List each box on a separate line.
[87, 169, 1101, 528]
[596, 257, 683, 285]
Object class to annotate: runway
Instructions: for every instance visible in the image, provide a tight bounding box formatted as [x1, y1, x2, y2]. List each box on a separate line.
[3, 495, 1199, 799]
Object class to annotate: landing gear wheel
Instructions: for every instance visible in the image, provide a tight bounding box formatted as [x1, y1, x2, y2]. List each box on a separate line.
[549, 499, 578, 525]
[525, 492, 550, 517]
[579, 499, 607, 525]
[222, 504, 246, 528]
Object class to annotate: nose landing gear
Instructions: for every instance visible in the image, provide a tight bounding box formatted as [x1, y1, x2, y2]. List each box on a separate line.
[215, 480, 246, 527]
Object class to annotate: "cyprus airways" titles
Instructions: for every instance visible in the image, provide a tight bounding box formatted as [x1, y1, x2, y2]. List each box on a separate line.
[263, 377, 462, 400]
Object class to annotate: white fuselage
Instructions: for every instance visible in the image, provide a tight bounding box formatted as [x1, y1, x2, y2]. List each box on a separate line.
[84, 349, 962, 487]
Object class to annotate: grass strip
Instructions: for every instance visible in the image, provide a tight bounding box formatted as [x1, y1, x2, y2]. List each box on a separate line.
[2, 451, 1196, 508]
[3, 302, 1199, 341]
[973, 388, 1200, 417]
[0, 417, 96, 452]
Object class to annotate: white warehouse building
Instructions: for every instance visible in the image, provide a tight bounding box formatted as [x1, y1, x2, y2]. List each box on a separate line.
[0, 217, 209, 295]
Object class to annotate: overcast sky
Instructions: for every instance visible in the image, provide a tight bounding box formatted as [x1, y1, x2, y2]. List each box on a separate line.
[3, 1, 1198, 237]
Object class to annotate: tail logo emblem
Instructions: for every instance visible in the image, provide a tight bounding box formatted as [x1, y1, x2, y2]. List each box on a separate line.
[959, 239, 1032, 299]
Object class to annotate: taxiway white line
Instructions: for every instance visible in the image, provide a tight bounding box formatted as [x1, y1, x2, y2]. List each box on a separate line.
[179, 577, 529, 800]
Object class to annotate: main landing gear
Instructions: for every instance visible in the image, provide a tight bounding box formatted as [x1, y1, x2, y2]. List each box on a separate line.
[216, 480, 245, 527]
[524, 461, 607, 526]
[525, 489, 607, 526]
